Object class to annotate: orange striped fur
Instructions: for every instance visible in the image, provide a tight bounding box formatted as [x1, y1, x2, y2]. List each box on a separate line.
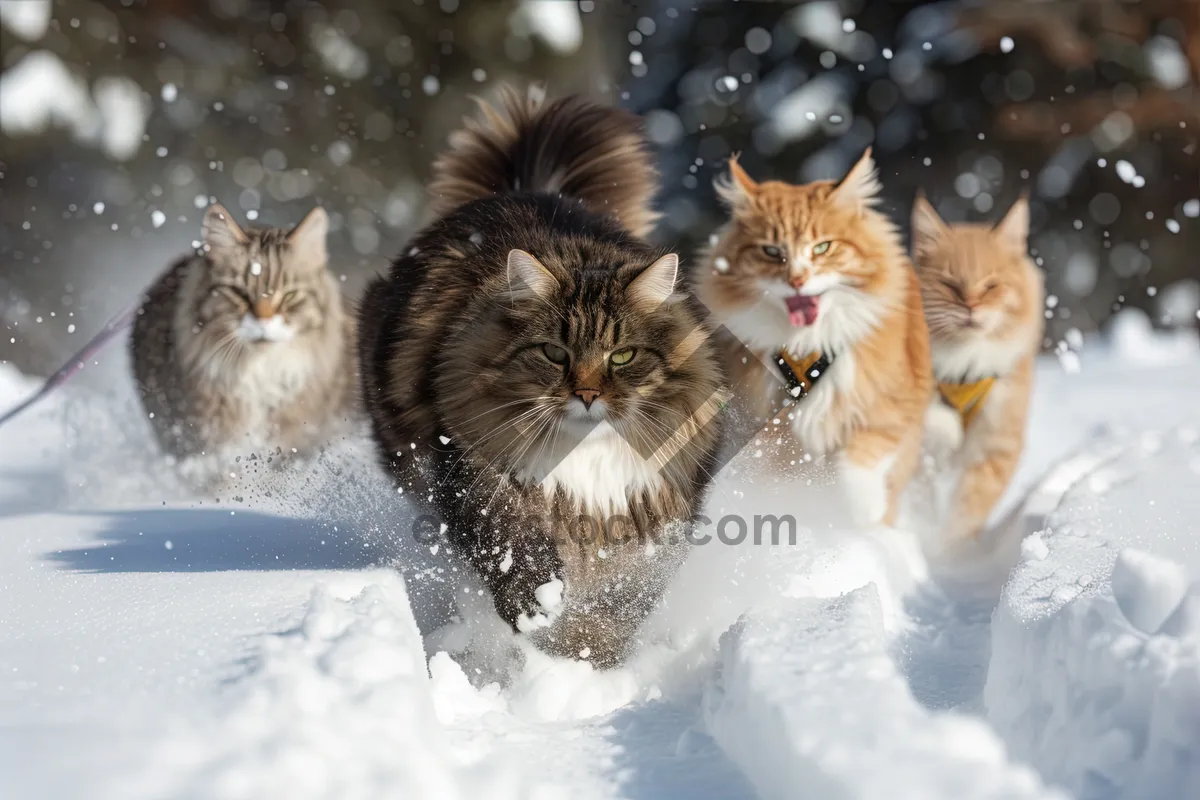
[912, 193, 1044, 539]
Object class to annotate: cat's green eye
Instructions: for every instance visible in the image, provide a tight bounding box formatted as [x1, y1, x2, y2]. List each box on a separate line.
[281, 290, 302, 307]
[812, 241, 832, 255]
[761, 245, 782, 259]
[610, 348, 636, 366]
[542, 343, 569, 365]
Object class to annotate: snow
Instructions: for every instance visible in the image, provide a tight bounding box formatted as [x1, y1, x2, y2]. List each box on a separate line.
[1, 309, 1199, 798]
[986, 425, 1200, 800]
[705, 589, 1058, 799]
[110, 579, 538, 800]
[0, 0, 52, 41]
[515, 577, 565, 633]
[520, 0, 584, 55]
[92, 76, 150, 160]
[0, 51, 95, 139]
[0, 51, 149, 161]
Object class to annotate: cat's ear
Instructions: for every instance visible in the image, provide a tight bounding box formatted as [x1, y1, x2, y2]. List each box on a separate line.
[506, 249, 558, 300]
[910, 191, 948, 257]
[288, 206, 329, 264]
[832, 148, 882, 211]
[715, 155, 758, 213]
[993, 193, 1030, 252]
[627, 253, 679, 309]
[202, 203, 247, 254]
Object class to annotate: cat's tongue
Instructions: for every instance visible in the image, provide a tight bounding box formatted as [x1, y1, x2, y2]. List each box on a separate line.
[785, 294, 820, 327]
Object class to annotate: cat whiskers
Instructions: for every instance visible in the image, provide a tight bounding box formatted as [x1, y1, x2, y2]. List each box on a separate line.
[461, 401, 557, 489]
[185, 329, 245, 380]
[438, 397, 559, 482]
[484, 409, 562, 511]
[620, 400, 713, 475]
[924, 305, 971, 336]
[470, 404, 558, 501]
[622, 399, 743, 508]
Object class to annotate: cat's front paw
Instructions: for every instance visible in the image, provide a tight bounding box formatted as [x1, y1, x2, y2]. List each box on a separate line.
[924, 402, 964, 458]
[514, 575, 565, 632]
[840, 458, 890, 529]
[493, 565, 566, 634]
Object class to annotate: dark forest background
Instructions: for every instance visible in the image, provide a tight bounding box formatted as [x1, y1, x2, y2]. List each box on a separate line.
[2, 0, 1198, 376]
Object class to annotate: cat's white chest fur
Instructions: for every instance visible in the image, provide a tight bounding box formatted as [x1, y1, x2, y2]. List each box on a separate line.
[519, 422, 664, 514]
[786, 350, 858, 456]
[219, 345, 321, 442]
[239, 346, 315, 405]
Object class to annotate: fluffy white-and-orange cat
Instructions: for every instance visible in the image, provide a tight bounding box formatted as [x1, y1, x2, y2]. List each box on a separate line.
[911, 193, 1044, 539]
[696, 150, 933, 528]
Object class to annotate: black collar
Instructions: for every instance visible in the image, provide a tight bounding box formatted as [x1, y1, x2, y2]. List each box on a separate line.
[774, 350, 834, 400]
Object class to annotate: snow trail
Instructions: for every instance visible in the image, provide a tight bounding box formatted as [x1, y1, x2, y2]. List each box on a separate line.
[705, 587, 1059, 799]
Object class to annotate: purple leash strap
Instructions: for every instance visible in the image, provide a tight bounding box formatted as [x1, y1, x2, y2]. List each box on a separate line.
[0, 300, 140, 429]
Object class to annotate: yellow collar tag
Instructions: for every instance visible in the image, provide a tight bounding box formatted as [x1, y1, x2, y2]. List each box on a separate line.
[776, 350, 829, 399]
[938, 376, 996, 429]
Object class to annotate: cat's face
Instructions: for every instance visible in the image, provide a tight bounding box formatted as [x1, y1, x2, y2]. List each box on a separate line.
[504, 250, 682, 426]
[190, 204, 338, 348]
[440, 246, 719, 469]
[911, 194, 1043, 349]
[702, 150, 902, 350]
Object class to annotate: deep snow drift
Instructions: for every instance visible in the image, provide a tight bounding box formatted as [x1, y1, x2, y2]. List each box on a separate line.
[1, 311, 1198, 799]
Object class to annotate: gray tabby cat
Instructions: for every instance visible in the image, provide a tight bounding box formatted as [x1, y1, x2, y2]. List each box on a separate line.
[131, 204, 356, 468]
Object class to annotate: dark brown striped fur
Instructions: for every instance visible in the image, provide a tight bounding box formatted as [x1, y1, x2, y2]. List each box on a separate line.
[359, 89, 724, 667]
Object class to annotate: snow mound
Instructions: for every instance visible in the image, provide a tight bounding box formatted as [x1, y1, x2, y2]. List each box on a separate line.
[987, 425, 1200, 799]
[1106, 307, 1200, 368]
[704, 587, 1060, 800]
[0, 0, 52, 41]
[111, 575, 543, 800]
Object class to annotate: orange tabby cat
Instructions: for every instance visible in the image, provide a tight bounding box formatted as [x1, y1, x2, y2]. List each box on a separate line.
[911, 193, 1044, 539]
[696, 150, 933, 528]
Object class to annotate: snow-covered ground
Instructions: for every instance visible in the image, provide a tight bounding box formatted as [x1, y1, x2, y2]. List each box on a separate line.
[1, 310, 1198, 799]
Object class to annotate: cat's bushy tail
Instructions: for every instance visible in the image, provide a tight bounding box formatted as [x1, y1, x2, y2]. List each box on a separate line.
[428, 84, 660, 238]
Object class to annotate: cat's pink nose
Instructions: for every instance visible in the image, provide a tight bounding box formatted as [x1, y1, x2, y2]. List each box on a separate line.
[254, 298, 277, 319]
[788, 274, 806, 289]
[574, 388, 601, 409]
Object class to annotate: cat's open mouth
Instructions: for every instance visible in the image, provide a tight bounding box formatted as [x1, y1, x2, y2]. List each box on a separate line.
[785, 294, 820, 326]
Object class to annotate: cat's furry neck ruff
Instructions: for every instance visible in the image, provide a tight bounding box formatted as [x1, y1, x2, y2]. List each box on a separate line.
[930, 334, 1030, 383]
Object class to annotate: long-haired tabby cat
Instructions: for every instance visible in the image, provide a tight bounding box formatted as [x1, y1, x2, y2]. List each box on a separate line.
[131, 204, 356, 468]
[696, 151, 932, 528]
[911, 193, 1044, 539]
[358, 86, 724, 667]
